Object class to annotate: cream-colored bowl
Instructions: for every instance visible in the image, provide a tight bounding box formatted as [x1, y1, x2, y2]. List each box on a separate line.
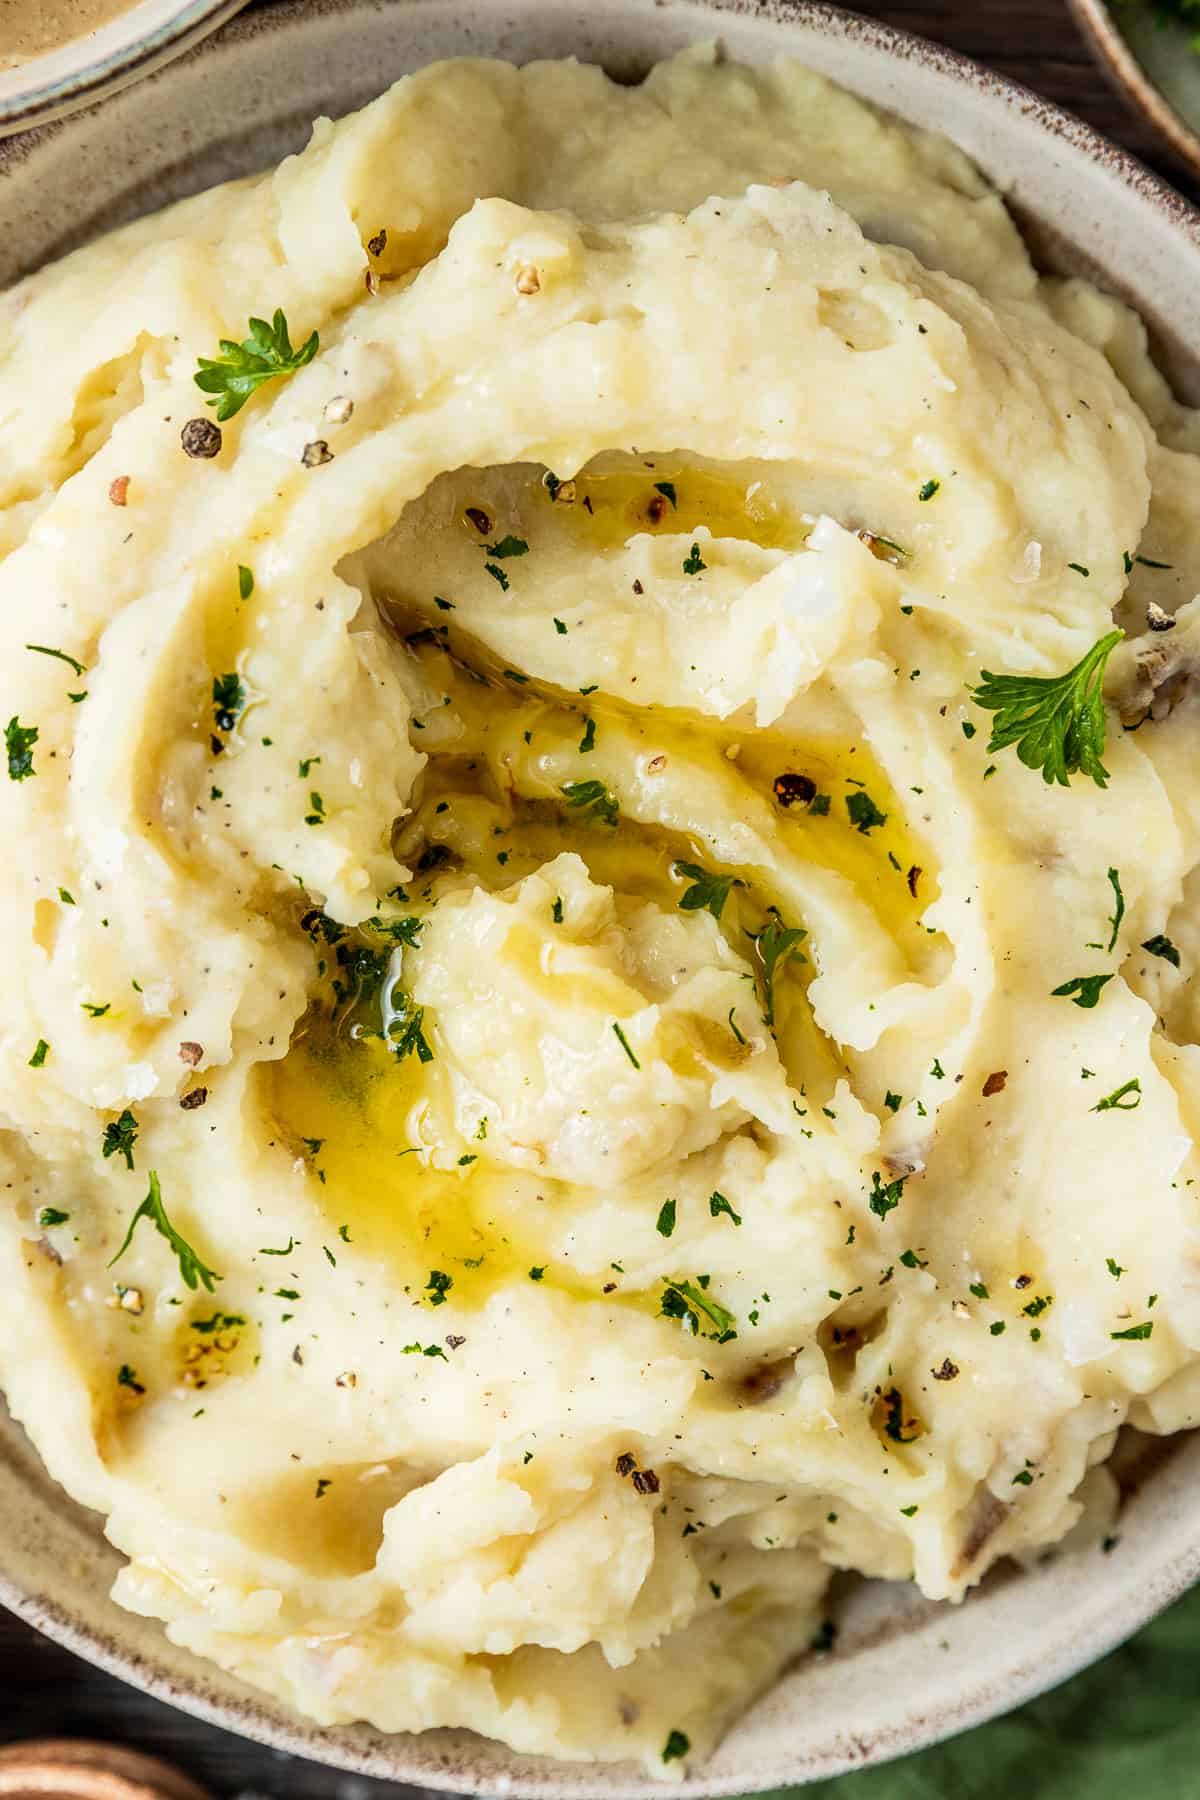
[0, 0, 246, 138]
[1, 3, 1198, 1792]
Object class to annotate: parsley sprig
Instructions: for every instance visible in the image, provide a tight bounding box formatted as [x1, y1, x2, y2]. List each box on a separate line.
[968, 629, 1123, 788]
[109, 1171, 220, 1291]
[750, 916, 806, 1025]
[674, 860, 744, 920]
[194, 310, 319, 421]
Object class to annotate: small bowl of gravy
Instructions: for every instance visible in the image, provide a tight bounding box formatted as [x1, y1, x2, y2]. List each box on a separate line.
[0, 0, 246, 135]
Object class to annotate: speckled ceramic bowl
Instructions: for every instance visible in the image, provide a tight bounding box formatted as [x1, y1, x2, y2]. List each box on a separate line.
[1070, 0, 1200, 182]
[0, 0, 247, 138]
[1, 3, 1199, 1793]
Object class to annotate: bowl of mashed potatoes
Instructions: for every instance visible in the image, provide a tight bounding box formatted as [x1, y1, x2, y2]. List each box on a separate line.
[1, 0, 1199, 1792]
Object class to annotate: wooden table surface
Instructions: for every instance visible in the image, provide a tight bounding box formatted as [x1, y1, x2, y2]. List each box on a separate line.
[0, 2, 1194, 1795]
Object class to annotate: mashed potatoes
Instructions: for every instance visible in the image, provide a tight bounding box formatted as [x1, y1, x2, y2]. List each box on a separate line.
[1, 44, 1199, 1777]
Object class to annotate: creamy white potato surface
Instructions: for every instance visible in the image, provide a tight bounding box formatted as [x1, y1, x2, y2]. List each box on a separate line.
[1, 46, 1199, 1776]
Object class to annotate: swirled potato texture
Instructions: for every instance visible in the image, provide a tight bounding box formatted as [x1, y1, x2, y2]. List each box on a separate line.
[1, 44, 1199, 1777]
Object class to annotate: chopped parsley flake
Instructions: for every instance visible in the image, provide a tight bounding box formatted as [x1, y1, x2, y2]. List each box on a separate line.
[552, 896, 564, 924]
[528, 1266, 545, 1281]
[917, 479, 940, 501]
[654, 481, 678, 507]
[682, 543, 707, 575]
[1107, 1258, 1125, 1279]
[660, 1278, 736, 1341]
[869, 1170, 906, 1219]
[1105, 867, 1125, 952]
[485, 535, 529, 560]
[237, 564, 254, 600]
[709, 1191, 742, 1226]
[403, 1342, 447, 1359]
[656, 1199, 677, 1238]
[579, 717, 596, 754]
[101, 1108, 139, 1171]
[485, 563, 510, 590]
[26, 644, 87, 677]
[1111, 1322, 1153, 1340]
[212, 672, 246, 732]
[846, 789, 888, 834]
[304, 791, 326, 825]
[81, 1002, 111, 1018]
[1092, 1078, 1141, 1113]
[561, 778, 618, 827]
[1051, 973, 1113, 1009]
[425, 1270, 453, 1307]
[554, 618, 568, 635]
[5, 717, 38, 782]
[1142, 934, 1180, 968]
[612, 1021, 641, 1069]
[38, 1206, 70, 1227]
[662, 1731, 690, 1764]
[28, 1040, 49, 1068]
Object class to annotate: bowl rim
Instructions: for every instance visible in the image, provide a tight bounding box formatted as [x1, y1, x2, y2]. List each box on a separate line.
[0, 0, 248, 138]
[1067, 0, 1200, 182]
[3, 0, 1200, 1793]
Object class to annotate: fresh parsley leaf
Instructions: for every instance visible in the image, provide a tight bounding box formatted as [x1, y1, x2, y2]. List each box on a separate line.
[26, 643, 86, 677]
[5, 717, 38, 782]
[709, 1191, 742, 1225]
[1142, 934, 1180, 968]
[1051, 973, 1113, 1009]
[846, 789, 888, 834]
[1111, 1322, 1153, 1340]
[673, 860, 744, 920]
[237, 565, 255, 600]
[101, 1108, 139, 1171]
[109, 1170, 219, 1291]
[194, 309, 319, 421]
[654, 481, 677, 507]
[682, 542, 707, 575]
[1092, 1078, 1141, 1112]
[28, 1039, 49, 1068]
[485, 536, 528, 559]
[561, 778, 618, 827]
[656, 1199, 677, 1237]
[968, 629, 1123, 788]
